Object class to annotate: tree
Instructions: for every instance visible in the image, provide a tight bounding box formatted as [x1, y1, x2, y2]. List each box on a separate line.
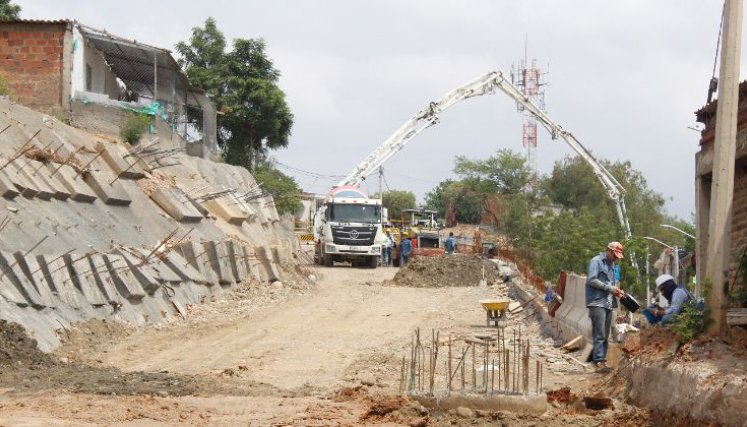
[176, 18, 294, 171]
[252, 161, 302, 215]
[373, 190, 416, 221]
[0, 0, 20, 20]
[454, 149, 531, 194]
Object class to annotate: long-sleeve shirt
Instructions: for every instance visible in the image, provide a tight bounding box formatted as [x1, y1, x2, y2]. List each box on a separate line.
[585, 252, 615, 309]
[661, 287, 690, 325]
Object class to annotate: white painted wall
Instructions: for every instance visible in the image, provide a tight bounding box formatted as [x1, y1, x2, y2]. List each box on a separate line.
[71, 25, 120, 100]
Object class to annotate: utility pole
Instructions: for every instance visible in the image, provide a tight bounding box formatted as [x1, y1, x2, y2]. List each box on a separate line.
[706, 0, 743, 336]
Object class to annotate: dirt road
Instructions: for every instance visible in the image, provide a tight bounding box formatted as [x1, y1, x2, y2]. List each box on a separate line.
[0, 262, 642, 426]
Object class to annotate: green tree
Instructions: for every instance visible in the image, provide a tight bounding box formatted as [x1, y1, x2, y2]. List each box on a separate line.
[454, 149, 531, 194]
[373, 190, 416, 221]
[176, 18, 293, 171]
[424, 179, 485, 224]
[253, 161, 302, 215]
[0, 0, 20, 20]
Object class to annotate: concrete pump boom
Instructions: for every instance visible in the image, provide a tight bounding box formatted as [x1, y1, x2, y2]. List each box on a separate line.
[338, 70, 635, 265]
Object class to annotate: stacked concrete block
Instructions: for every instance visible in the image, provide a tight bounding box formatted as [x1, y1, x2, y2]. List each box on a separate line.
[225, 240, 247, 282]
[202, 241, 236, 285]
[63, 253, 109, 307]
[244, 245, 266, 283]
[25, 159, 71, 200]
[131, 248, 182, 283]
[113, 249, 161, 294]
[0, 168, 20, 199]
[151, 188, 203, 222]
[161, 251, 206, 284]
[13, 252, 57, 309]
[100, 254, 146, 300]
[82, 170, 131, 206]
[37, 254, 85, 309]
[86, 253, 123, 305]
[203, 196, 248, 225]
[7, 161, 42, 198]
[177, 241, 219, 286]
[0, 272, 29, 306]
[0, 250, 51, 309]
[256, 246, 280, 282]
[48, 164, 97, 203]
[97, 143, 146, 180]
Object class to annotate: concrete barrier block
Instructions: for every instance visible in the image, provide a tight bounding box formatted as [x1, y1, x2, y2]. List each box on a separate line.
[0, 250, 49, 308]
[161, 251, 206, 284]
[101, 254, 146, 300]
[0, 168, 19, 199]
[178, 241, 218, 286]
[0, 274, 28, 306]
[14, 253, 57, 308]
[6, 161, 41, 198]
[37, 254, 84, 309]
[96, 143, 145, 180]
[225, 240, 247, 281]
[64, 253, 108, 306]
[112, 249, 161, 294]
[87, 253, 121, 304]
[25, 159, 71, 200]
[131, 248, 182, 283]
[202, 241, 236, 285]
[256, 246, 280, 282]
[203, 197, 247, 225]
[48, 164, 97, 203]
[82, 170, 131, 206]
[151, 188, 203, 222]
[244, 245, 266, 283]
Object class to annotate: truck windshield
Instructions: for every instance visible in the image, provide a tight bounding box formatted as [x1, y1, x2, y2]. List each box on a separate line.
[328, 204, 381, 224]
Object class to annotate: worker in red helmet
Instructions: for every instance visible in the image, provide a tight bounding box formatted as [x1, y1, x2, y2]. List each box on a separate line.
[585, 241, 625, 373]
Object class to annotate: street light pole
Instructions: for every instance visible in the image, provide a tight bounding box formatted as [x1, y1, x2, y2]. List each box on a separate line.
[660, 224, 696, 240]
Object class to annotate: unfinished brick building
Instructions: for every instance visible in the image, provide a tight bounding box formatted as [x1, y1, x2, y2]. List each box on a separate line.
[0, 19, 216, 155]
[695, 82, 747, 292]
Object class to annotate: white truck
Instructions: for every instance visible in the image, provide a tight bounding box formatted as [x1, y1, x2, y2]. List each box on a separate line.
[313, 186, 382, 268]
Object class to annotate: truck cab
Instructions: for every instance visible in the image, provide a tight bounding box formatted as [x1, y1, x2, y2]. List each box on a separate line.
[314, 186, 383, 268]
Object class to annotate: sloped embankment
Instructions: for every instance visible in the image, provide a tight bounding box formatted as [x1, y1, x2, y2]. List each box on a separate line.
[390, 254, 503, 288]
[0, 99, 303, 351]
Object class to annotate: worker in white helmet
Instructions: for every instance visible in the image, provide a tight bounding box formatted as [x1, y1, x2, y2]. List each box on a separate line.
[642, 274, 693, 325]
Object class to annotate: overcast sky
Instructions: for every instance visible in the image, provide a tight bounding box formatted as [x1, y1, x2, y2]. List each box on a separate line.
[21, 1, 734, 220]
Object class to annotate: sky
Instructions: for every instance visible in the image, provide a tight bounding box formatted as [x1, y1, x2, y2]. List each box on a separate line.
[20, 1, 734, 220]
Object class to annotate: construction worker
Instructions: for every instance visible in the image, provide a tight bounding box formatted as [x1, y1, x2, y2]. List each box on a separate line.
[642, 274, 696, 325]
[399, 236, 412, 266]
[383, 231, 394, 267]
[444, 232, 456, 254]
[585, 241, 625, 373]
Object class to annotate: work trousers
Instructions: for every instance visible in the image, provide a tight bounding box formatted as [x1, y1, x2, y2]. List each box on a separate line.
[383, 247, 392, 266]
[588, 306, 612, 363]
[400, 253, 409, 266]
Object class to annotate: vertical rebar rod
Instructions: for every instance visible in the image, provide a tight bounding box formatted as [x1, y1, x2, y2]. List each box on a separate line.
[400, 355, 406, 395]
[536, 360, 540, 394]
[491, 357, 495, 395]
[471, 342, 476, 389]
[504, 349, 509, 392]
[447, 335, 452, 395]
[460, 342, 465, 391]
[483, 341, 488, 392]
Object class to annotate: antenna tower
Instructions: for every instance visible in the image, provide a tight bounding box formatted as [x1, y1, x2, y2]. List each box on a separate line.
[510, 38, 548, 185]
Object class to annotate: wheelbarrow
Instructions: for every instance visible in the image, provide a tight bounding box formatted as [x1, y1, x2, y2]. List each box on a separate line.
[479, 298, 510, 327]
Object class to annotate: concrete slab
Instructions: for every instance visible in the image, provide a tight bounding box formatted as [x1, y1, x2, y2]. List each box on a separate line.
[25, 159, 71, 200]
[177, 241, 218, 286]
[0, 168, 19, 199]
[14, 252, 57, 308]
[256, 246, 280, 282]
[37, 254, 84, 309]
[131, 248, 182, 283]
[96, 143, 146, 180]
[87, 253, 122, 304]
[244, 245, 266, 283]
[150, 188, 203, 222]
[162, 251, 206, 284]
[113, 249, 161, 294]
[15, 161, 56, 200]
[0, 273, 28, 306]
[203, 197, 247, 225]
[101, 253, 146, 300]
[82, 170, 132, 206]
[63, 253, 109, 307]
[0, 250, 48, 308]
[6, 161, 41, 198]
[225, 240, 247, 281]
[47, 164, 97, 203]
[202, 241, 236, 285]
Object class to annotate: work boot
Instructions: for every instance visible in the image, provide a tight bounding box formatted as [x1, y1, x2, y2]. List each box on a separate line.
[593, 361, 611, 374]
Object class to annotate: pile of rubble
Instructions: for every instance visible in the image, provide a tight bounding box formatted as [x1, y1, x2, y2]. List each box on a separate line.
[390, 255, 504, 288]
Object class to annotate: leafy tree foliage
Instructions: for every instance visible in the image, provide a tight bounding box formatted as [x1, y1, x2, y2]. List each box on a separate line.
[372, 190, 416, 221]
[176, 18, 293, 171]
[0, 0, 20, 20]
[454, 149, 531, 194]
[253, 161, 302, 216]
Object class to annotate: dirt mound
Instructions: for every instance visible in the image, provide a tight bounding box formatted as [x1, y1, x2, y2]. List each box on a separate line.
[0, 320, 55, 368]
[390, 254, 502, 288]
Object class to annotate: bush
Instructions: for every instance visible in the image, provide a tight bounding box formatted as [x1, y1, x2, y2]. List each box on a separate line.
[120, 113, 150, 144]
[668, 303, 710, 342]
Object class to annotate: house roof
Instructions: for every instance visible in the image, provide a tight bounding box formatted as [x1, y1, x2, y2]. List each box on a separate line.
[76, 23, 203, 105]
[0, 19, 70, 24]
[695, 80, 747, 124]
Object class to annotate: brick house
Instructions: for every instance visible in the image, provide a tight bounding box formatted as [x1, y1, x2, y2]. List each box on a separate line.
[694, 82, 747, 290]
[0, 19, 216, 153]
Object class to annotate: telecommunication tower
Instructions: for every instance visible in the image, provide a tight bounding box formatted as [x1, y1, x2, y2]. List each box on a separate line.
[510, 42, 547, 182]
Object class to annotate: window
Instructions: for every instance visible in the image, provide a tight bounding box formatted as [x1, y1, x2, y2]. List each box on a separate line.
[85, 64, 92, 91]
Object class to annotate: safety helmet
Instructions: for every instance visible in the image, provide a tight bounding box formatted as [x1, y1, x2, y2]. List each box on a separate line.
[655, 274, 675, 288]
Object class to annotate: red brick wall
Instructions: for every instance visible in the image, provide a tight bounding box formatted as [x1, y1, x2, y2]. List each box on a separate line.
[732, 164, 747, 261]
[0, 22, 68, 112]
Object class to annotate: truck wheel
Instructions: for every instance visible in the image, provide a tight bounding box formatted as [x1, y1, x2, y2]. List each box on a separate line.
[323, 253, 333, 267]
[368, 257, 378, 268]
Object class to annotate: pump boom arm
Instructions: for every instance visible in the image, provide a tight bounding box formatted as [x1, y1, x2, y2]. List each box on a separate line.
[338, 70, 634, 248]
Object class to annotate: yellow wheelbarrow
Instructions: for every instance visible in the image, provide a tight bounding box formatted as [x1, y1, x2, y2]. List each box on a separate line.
[479, 298, 510, 327]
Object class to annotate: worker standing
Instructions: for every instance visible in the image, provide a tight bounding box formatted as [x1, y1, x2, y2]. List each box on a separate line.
[399, 237, 412, 266]
[444, 232, 456, 254]
[585, 242, 625, 373]
[383, 231, 394, 267]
